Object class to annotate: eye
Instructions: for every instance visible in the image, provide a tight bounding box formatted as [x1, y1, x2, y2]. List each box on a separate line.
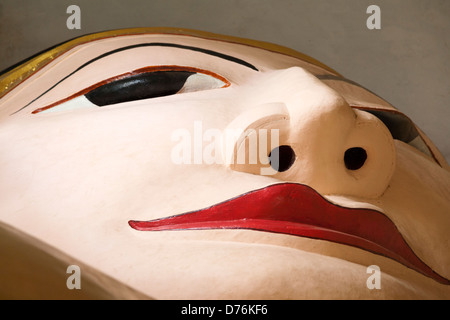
[32, 66, 229, 114]
[353, 107, 435, 159]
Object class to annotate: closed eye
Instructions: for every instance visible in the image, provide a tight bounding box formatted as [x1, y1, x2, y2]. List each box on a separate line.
[32, 66, 230, 114]
[353, 106, 436, 160]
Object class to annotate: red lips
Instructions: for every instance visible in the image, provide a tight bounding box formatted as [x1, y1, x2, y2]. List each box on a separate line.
[129, 183, 449, 285]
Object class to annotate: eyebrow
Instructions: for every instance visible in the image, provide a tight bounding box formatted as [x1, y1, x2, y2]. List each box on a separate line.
[12, 43, 259, 114]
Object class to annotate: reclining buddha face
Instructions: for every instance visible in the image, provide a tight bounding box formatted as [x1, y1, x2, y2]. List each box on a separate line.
[0, 28, 449, 299]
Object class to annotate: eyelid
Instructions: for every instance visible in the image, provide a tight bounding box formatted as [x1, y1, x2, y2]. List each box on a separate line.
[31, 65, 231, 114]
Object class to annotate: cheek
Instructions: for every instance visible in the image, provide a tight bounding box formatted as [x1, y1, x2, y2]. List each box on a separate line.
[0, 112, 171, 215]
[0, 96, 241, 215]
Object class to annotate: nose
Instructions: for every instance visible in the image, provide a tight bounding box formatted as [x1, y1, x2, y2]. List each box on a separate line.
[226, 67, 396, 198]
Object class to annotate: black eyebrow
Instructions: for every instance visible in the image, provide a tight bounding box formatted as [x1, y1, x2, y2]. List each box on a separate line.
[12, 43, 259, 115]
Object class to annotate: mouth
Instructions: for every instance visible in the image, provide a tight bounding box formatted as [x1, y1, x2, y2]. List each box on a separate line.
[129, 183, 449, 285]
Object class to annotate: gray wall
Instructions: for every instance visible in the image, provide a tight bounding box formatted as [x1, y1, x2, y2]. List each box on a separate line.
[1, 0, 449, 163]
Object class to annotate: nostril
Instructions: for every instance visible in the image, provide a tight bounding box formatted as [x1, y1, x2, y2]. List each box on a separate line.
[269, 145, 296, 172]
[344, 147, 367, 170]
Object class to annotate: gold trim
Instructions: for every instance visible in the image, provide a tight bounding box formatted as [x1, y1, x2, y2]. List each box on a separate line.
[0, 27, 341, 99]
